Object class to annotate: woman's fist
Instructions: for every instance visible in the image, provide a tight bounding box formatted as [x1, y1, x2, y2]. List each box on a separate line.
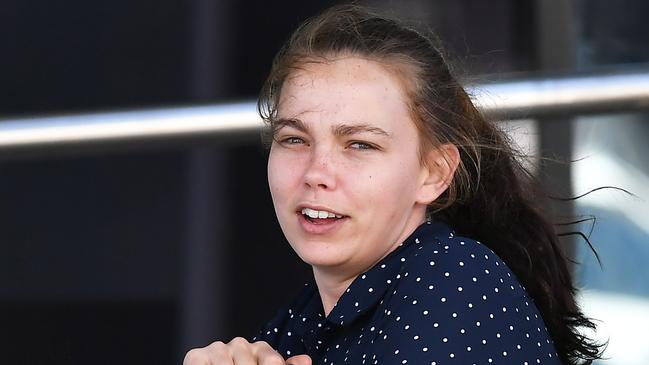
[183, 337, 311, 365]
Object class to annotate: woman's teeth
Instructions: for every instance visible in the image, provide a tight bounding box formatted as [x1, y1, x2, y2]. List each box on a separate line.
[301, 207, 343, 219]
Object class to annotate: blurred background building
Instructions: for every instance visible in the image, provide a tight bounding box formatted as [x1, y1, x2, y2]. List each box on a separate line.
[1, 0, 647, 364]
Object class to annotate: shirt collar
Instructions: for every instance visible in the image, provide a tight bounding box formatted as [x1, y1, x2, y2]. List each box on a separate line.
[325, 220, 453, 327]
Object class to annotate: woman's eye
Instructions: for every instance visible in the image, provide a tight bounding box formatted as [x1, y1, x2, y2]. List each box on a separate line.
[349, 141, 375, 150]
[280, 136, 305, 145]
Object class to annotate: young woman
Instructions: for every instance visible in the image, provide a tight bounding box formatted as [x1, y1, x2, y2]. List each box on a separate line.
[185, 4, 602, 365]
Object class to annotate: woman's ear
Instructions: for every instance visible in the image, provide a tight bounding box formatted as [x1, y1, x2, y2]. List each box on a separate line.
[416, 143, 460, 204]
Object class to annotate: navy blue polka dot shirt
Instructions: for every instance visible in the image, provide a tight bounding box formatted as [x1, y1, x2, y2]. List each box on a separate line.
[253, 221, 562, 365]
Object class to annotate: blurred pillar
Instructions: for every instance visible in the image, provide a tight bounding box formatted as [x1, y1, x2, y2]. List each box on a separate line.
[534, 0, 578, 261]
[181, 151, 230, 348]
[180, 0, 234, 358]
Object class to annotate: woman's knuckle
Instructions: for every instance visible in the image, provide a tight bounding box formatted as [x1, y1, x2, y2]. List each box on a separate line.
[209, 340, 226, 349]
[251, 340, 271, 349]
[229, 336, 249, 347]
[263, 352, 285, 365]
[183, 348, 208, 365]
[231, 336, 247, 343]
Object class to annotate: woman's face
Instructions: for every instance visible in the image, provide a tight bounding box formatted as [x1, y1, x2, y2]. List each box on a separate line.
[268, 56, 437, 278]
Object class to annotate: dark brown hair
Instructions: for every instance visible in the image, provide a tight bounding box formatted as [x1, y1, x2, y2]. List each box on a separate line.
[258, 4, 603, 364]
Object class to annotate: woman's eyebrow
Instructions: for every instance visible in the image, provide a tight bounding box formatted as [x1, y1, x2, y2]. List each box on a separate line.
[273, 118, 309, 133]
[333, 123, 392, 138]
[273, 119, 391, 138]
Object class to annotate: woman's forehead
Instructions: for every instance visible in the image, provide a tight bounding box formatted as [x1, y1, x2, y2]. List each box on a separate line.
[284, 55, 402, 87]
[277, 57, 412, 125]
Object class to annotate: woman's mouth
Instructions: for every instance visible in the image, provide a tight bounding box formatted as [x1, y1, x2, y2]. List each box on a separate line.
[301, 207, 344, 223]
[297, 207, 347, 233]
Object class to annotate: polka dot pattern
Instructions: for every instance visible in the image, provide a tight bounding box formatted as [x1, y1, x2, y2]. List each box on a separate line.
[253, 222, 561, 364]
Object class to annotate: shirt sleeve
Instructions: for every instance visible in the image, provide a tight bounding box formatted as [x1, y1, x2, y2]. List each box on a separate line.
[372, 236, 561, 365]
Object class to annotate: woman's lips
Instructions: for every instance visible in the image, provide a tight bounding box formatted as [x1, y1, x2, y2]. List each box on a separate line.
[297, 212, 347, 235]
[298, 206, 345, 218]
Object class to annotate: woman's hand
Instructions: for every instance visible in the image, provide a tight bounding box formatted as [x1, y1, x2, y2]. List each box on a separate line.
[183, 337, 312, 365]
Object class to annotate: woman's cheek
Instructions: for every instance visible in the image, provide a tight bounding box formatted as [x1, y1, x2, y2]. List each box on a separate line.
[270, 155, 306, 199]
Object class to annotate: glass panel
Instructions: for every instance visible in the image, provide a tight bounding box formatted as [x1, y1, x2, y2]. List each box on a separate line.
[575, 0, 649, 363]
[573, 113, 649, 365]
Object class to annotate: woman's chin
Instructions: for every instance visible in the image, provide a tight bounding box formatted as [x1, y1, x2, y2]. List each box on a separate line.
[289, 242, 351, 269]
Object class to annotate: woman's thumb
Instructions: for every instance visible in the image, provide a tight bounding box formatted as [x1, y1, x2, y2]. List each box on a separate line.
[286, 354, 312, 365]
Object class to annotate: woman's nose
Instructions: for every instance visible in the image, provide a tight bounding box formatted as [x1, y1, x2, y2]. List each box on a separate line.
[303, 148, 337, 190]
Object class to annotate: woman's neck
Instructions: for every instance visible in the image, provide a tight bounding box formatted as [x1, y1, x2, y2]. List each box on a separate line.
[312, 268, 357, 317]
[312, 213, 428, 316]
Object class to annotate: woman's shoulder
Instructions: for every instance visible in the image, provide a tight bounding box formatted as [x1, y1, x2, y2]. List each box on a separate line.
[399, 222, 529, 304]
[407, 222, 510, 270]
[374, 223, 561, 363]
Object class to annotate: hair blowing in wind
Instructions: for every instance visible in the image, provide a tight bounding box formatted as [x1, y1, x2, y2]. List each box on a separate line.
[258, 5, 604, 364]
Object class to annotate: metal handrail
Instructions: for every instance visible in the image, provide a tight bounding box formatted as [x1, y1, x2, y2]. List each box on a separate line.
[1, 68, 648, 154]
[474, 69, 649, 117]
